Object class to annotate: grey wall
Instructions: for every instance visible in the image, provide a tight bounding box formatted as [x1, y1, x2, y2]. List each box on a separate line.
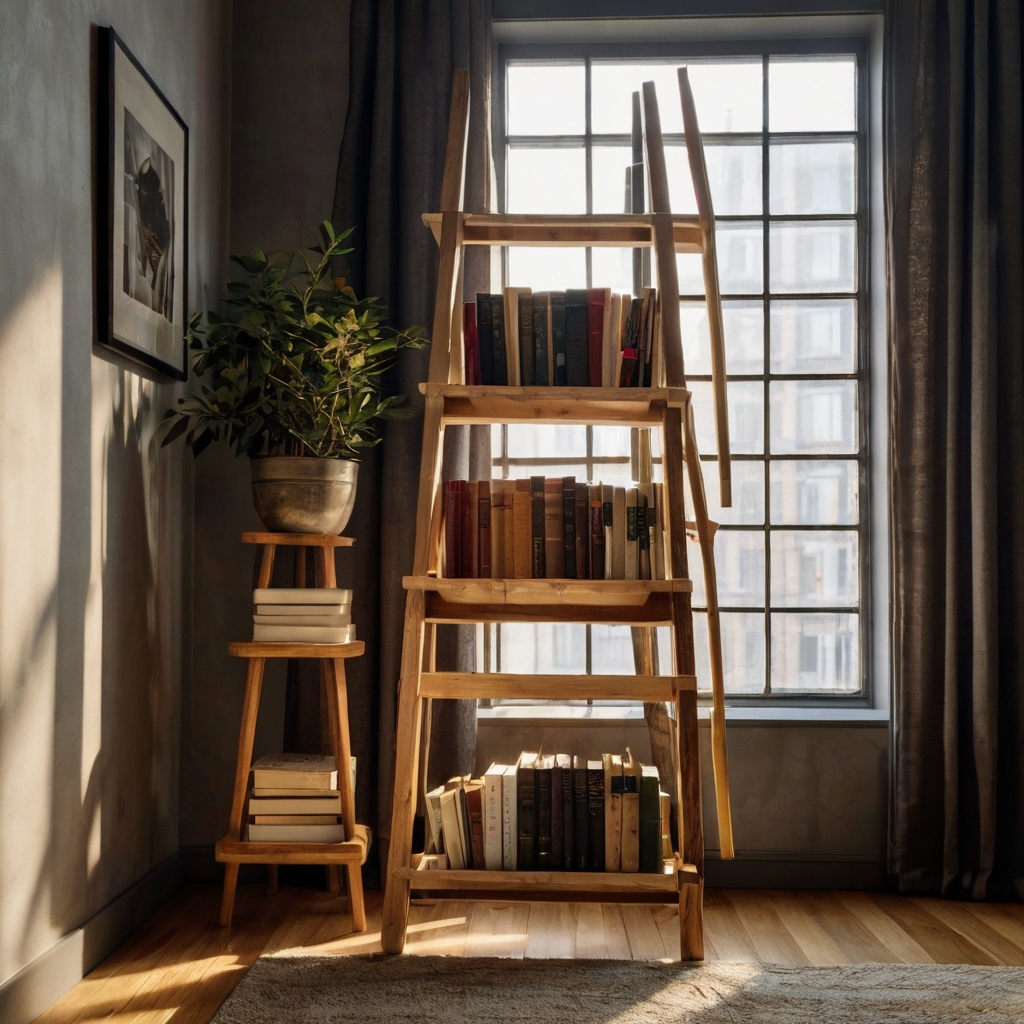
[180, 0, 351, 851]
[0, 0, 230, 991]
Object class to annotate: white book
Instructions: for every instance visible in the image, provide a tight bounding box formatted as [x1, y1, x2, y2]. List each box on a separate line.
[602, 483, 615, 578]
[253, 612, 352, 626]
[483, 763, 509, 870]
[252, 623, 357, 643]
[255, 604, 351, 617]
[625, 487, 639, 580]
[439, 787, 466, 870]
[247, 822, 345, 843]
[653, 483, 666, 580]
[248, 795, 342, 814]
[612, 486, 627, 579]
[252, 814, 340, 825]
[501, 764, 518, 870]
[252, 753, 337, 789]
[425, 784, 445, 854]
[252, 788, 340, 798]
[252, 588, 353, 605]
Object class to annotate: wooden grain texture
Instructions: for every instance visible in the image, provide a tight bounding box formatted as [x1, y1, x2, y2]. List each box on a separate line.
[241, 533, 355, 547]
[215, 826, 370, 865]
[399, 864, 693, 893]
[417, 672, 695, 702]
[227, 640, 365, 659]
[404, 575, 690, 606]
[424, 593, 675, 625]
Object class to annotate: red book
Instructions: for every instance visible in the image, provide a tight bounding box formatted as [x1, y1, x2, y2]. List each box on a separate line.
[463, 302, 480, 385]
[587, 288, 605, 387]
[461, 480, 478, 578]
[444, 480, 462, 578]
[477, 480, 492, 578]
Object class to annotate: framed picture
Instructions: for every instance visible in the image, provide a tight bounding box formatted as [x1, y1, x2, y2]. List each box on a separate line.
[97, 27, 188, 380]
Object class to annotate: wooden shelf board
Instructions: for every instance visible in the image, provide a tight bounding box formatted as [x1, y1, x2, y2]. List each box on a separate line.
[398, 862, 697, 892]
[228, 640, 366, 659]
[419, 672, 695, 701]
[422, 212, 704, 252]
[241, 532, 355, 547]
[216, 824, 369, 866]
[404, 577, 691, 607]
[424, 593, 674, 625]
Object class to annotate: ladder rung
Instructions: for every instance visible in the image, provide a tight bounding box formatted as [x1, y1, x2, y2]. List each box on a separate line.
[418, 672, 696, 701]
[404, 576, 692, 607]
[424, 593, 674, 625]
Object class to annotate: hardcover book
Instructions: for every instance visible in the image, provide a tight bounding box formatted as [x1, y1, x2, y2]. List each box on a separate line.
[586, 759, 606, 871]
[573, 755, 589, 870]
[574, 482, 589, 581]
[247, 823, 344, 842]
[444, 479, 462, 578]
[532, 292, 550, 386]
[251, 753, 337, 790]
[536, 754, 554, 869]
[562, 476, 577, 579]
[512, 481, 532, 579]
[516, 752, 539, 871]
[620, 751, 641, 873]
[502, 764, 518, 870]
[640, 764, 662, 873]
[603, 753, 623, 872]
[558, 753, 574, 870]
[439, 785, 467, 870]
[465, 780, 485, 869]
[550, 291, 567, 385]
[587, 288, 606, 388]
[518, 290, 534, 386]
[602, 483, 615, 579]
[461, 479, 479, 579]
[544, 477, 565, 579]
[483, 763, 508, 870]
[551, 754, 566, 871]
[564, 289, 590, 387]
[625, 486, 639, 581]
[638, 482, 654, 581]
[611, 487, 627, 579]
[504, 287, 529, 386]
[463, 301, 480, 385]
[478, 480, 492, 579]
[590, 483, 606, 581]
[490, 480, 509, 580]
[475, 293, 494, 385]
[530, 475, 546, 578]
[491, 294, 508, 385]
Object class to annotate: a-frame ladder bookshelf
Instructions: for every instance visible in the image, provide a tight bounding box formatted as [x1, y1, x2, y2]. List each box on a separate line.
[382, 67, 734, 961]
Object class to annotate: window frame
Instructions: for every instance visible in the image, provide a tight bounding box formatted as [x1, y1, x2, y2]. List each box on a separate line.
[489, 34, 875, 708]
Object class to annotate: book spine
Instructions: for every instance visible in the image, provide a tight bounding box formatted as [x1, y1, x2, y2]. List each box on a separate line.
[490, 483, 505, 580]
[544, 478, 564, 579]
[467, 786, 485, 870]
[478, 480, 492, 579]
[640, 771, 662, 874]
[484, 773, 503, 870]
[463, 301, 480, 385]
[587, 288, 605, 388]
[476, 293, 494, 385]
[461, 480, 478, 579]
[573, 759, 589, 870]
[637, 492, 650, 581]
[551, 292, 567, 385]
[444, 480, 461, 578]
[532, 292, 549, 386]
[562, 763, 575, 870]
[621, 770, 640, 873]
[590, 485, 606, 581]
[512, 483, 531, 579]
[503, 483, 516, 578]
[530, 475, 546, 578]
[536, 766, 552, 869]
[562, 476, 577, 579]
[602, 484, 614, 579]
[574, 482, 589, 581]
[491, 294, 508, 385]
[519, 291, 534, 386]
[550, 764, 564, 871]
[625, 487, 639, 581]
[517, 766, 536, 871]
[502, 769, 517, 870]
[653, 482, 665, 581]
[604, 755, 622, 872]
[564, 289, 590, 387]
[504, 288, 521, 386]
[586, 764, 606, 872]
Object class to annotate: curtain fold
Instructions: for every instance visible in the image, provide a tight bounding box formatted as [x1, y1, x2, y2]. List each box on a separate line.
[326, 0, 493, 880]
[887, 0, 1024, 898]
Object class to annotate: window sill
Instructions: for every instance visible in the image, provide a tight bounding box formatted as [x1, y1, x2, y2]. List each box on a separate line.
[476, 705, 889, 726]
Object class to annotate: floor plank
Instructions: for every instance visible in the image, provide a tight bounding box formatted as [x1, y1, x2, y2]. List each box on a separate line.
[831, 891, 935, 963]
[865, 893, 997, 965]
[725, 890, 811, 966]
[767, 891, 850, 965]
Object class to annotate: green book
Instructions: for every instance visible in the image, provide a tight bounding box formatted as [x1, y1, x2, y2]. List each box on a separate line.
[639, 764, 662, 873]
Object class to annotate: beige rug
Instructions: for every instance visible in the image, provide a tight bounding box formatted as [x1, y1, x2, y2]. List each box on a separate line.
[211, 954, 1024, 1022]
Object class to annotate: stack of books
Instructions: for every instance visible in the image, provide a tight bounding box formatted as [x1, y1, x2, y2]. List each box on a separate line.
[442, 477, 666, 580]
[462, 288, 659, 388]
[252, 588, 356, 643]
[246, 753, 352, 843]
[424, 750, 670, 874]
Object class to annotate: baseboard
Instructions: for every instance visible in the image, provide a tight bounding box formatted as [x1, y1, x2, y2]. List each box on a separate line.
[0, 851, 182, 1024]
[705, 854, 888, 890]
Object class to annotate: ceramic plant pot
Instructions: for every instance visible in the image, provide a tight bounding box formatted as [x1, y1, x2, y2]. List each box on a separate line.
[250, 456, 358, 535]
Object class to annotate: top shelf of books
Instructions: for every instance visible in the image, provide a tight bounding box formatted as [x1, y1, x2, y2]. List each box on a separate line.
[422, 213, 705, 252]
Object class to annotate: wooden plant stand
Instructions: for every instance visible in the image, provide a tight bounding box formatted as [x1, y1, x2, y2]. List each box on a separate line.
[381, 68, 735, 960]
[215, 531, 369, 931]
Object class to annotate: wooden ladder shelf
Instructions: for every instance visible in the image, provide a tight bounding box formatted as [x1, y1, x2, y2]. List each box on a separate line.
[381, 67, 735, 961]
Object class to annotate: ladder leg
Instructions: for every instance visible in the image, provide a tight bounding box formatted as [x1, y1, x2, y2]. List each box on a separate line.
[381, 589, 427, 954]
[346, 861, 367, 932]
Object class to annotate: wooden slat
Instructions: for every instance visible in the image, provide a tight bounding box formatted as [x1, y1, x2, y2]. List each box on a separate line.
[215, 825, 370, 865]
[424, 592, 674, 625]
[241, 532, 355, 547]
[399, 863, 696, 892]
[422, 212, 704, 250]
[404, 576, 691, 607]
[227, 640, 365, 659]
[418, 672, 696, 701]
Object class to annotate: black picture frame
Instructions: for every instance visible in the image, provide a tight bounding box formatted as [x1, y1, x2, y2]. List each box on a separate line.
[96, 26, 189, 381]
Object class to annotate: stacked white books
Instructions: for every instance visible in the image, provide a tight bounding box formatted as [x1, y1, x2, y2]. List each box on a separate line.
[252, 588, 356, 643]
[246, 753, 356, 843]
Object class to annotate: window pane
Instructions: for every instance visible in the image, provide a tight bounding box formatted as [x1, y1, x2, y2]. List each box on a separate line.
[771, 613, 860, 691]
[592, 461, 635, 485]
[696, 611, 766, 694]
[507, 247, 587, 290]
[591, 625, 637, 674]
[770, 299, 856, 373]
[665, 144, 762, 216]
[504, 464, 590, 482]
[500, 623, 587, 673]
[770, 460, 859, 525]
[691, 380, 764, 455]
[770, 380, 857, 454]
[491, 423, 504, 456]
[685, 458, 765, 525]
[680, 222, 763, 296]
[770, 530, 859, 607]
[508, 64, 585, 135]
[770, 141, 856, 215]
[592, 145, 633, 215]
[769, 221, 857, 294]
[681, 299, 763, 375]
[591, 247, 634, 295]
[592, 425, 631, 457]
[716, 530, 766, 606]
[768, 58, 856, 132]
[507, 148, 586, 214]
[507, 424, 586, 459]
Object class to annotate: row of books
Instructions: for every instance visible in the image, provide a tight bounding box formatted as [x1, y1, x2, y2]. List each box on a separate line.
[443, 478, 667, 580]
[245, 753, 356, 843]
[463, 288, 659, 389]
[423, 751, 670, 874]
[251, 588, 357, 644]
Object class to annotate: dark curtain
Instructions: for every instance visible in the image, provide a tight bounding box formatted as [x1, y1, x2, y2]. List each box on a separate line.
[322, 0, 494, 881]
[887, 0, 1024, 897]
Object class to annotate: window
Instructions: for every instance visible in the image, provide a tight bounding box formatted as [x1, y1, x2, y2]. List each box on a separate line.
[485, 39, 871, 704]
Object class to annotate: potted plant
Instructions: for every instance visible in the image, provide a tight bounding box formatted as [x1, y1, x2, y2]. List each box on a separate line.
[162, 222, 424, 534]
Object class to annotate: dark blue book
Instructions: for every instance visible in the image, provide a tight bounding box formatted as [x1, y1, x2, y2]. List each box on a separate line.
[562, 475, 577, 579]
[476, 292, 494, 385]
[491, 294, 508, 386]
[551, 292, 567, 386]
[533, 292, 550, 386]
[564, 289, 590, 386]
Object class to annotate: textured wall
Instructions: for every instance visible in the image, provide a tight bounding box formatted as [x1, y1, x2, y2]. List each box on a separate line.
[179, 0, 351, 849]
[0, 0, 230, 987]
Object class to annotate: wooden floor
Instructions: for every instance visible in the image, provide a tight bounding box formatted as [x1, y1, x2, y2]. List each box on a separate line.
[34, 882, 1024, 1024]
